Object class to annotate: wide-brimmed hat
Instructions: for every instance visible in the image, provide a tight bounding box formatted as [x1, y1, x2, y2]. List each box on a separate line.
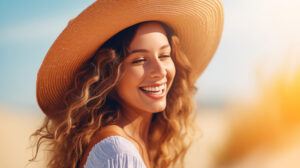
[37, 0, 224, 117]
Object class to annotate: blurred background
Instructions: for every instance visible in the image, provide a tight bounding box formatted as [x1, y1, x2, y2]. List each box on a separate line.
[0, 0, 299, 167]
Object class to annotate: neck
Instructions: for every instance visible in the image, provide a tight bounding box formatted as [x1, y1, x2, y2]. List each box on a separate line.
[117, 107, 153, 144]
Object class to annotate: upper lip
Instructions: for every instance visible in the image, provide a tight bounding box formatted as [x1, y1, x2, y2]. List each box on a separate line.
[140, 82, 167, 88]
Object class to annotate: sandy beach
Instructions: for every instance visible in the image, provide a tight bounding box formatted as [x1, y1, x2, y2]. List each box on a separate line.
[1, 104, 300, 168]
[0, 105, 46, 168]
[0, 105, 227, 168]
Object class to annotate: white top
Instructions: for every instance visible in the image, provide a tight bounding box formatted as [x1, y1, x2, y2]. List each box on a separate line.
[84, 136, 147, 168]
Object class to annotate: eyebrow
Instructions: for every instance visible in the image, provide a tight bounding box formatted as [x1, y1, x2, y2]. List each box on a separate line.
[128, 44, 171, 55]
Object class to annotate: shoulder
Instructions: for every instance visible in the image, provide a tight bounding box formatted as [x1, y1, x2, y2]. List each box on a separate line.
[90, 136, 139, 157]
[83, 136, 146, 168]
[81, 126, 146, 168]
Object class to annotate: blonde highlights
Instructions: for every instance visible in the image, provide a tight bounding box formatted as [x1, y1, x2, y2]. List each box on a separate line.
[30, 21, 196, 168]
[149, 32, 197, 168]
[31, 48, 124, 168]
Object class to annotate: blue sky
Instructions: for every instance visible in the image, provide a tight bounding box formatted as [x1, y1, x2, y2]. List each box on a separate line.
[1, 0, 299, 113]
[0, 0, 95, 109]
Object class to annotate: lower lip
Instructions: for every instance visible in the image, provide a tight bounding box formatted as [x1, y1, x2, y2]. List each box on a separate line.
[140, 88, 166, 100]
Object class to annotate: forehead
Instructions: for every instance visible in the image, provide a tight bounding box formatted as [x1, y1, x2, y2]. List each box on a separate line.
[129, 22, 170, 51]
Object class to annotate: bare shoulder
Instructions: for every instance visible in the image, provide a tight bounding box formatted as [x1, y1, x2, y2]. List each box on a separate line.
[89, 125, 140, 157]
[79, 125, 128, 168]
[97, 125, 126, 139]
[80, 125, 145, 168]
[88, 124, 129, 146]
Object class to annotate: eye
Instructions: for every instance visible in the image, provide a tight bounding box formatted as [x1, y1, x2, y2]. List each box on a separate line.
[132, 58, 146, 64]
[159, 55, 171, 59]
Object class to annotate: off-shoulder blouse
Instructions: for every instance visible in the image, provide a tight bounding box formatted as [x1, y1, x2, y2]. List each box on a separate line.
[83, 136, 147, 168]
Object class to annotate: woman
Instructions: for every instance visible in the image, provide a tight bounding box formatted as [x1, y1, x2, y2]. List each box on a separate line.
[31, 1, 223, 168]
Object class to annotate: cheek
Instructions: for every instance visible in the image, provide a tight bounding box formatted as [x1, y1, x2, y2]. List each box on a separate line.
[167, 61, 176, 81]
[117, 67, 145, 94]
[123, 67, 145, 84]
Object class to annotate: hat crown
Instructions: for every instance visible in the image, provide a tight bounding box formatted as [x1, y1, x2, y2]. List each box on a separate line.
[37, 0, 224, 117]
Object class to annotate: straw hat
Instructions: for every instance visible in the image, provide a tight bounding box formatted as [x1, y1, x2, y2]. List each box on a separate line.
[37, 0, 224, 117]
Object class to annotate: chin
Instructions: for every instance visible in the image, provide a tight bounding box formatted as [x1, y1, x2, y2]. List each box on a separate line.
[146, 104, 166, 113]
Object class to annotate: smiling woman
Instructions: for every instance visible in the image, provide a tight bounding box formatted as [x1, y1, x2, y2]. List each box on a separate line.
[77, 21, 180, 168]
[30, 1, 224, 168]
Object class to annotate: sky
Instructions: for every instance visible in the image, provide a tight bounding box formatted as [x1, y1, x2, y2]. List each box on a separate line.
[0, 0, 299, 113]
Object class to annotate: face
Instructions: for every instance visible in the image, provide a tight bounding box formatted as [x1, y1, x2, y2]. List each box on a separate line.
[116, 22, 176, 114]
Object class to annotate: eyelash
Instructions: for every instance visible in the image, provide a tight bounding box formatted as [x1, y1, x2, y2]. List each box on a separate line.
[159, 55, 170, 59]
[131, 55, 171, 64]
[132, 58, 146, 64]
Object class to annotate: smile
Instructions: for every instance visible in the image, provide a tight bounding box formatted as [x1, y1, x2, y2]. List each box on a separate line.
[139, 83, 167, 99]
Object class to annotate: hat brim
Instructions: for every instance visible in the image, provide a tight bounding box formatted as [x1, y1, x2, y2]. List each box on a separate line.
[37, 0, 224, 117]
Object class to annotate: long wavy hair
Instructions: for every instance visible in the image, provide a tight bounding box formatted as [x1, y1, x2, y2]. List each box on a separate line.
[30, 21, 197, 168]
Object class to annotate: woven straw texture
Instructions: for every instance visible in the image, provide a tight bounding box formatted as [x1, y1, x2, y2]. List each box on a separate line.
[37, 0, 224, 117]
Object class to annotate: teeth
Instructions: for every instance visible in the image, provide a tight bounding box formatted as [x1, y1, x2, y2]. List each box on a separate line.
[141, 84, 166, 92]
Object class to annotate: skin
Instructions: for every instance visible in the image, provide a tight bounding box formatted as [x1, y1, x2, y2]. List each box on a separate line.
[117, 22, 175, 116]
[103, 22, 176, 167]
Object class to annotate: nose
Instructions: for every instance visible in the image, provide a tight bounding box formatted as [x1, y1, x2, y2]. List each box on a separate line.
[149, 58, 167, 79]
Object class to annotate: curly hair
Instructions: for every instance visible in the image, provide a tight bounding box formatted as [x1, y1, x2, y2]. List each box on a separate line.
[30, 21, 197, 168]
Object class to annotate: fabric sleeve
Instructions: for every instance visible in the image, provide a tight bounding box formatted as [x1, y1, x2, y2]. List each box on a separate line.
[84, 152, 146, 168]
[83, 136, 146, 168]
